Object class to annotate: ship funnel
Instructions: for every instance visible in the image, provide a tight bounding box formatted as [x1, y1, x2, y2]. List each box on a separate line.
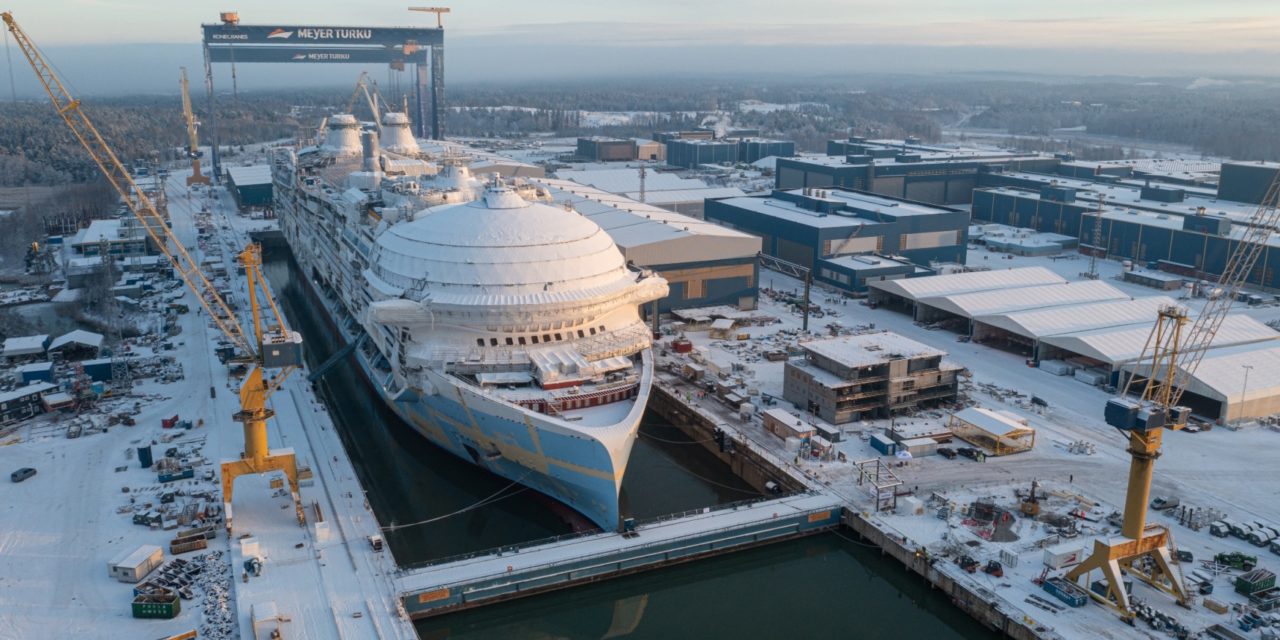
[322, 114, 362, 155]
[380, 112, 420, 155]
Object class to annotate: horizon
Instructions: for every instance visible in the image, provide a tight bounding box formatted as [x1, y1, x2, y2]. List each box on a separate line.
[3, 2, 1280, 96]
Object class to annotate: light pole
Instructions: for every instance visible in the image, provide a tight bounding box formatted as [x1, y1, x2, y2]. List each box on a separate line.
[1239, 364, 1253, 427]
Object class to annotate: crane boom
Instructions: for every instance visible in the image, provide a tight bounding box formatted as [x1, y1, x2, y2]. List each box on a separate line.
[2, 12, 249, 356]
[4, 11, 307, 528]
[180, 67, 210, 186]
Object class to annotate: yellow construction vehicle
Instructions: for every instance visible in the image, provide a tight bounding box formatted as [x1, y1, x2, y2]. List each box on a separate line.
[1068, 169, 1280, 618]
[180, 67, 210, 187]
[3, 11, 306, 528]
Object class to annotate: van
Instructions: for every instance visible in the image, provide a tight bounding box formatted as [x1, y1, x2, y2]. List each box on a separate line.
[10, 467, 36, 483]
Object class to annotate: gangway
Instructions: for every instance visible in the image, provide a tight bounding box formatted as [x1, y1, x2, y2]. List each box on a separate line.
[397, 492, 842, 619]
[307, 333, 367, 382]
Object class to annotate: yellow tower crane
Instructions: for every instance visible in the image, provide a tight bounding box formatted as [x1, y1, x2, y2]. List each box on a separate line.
[3, 11, 306, 528]
[1067, 169, 1280, 618]
[180, 67, 210, 187]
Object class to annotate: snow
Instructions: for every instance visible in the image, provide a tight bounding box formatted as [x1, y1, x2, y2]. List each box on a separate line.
[801, 332, 946, 367]
[0, 166, 414, 640]
[3, 334, 49, 357]
[654, 241, 1280, 639]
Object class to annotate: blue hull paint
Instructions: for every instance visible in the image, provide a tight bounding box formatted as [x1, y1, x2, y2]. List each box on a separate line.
[284, 221, 626, 531]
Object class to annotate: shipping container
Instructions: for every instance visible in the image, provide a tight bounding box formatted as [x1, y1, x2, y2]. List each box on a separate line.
[1043, 577, 1088, 607]
[158, 468, 194, 483]
[1043, 544, 1084, 569]
[108, 544, 164, 583]
[169, 535, 208, 555]
[137, 445, 153, 469]
[869, 433, 898, 456]
[131, 592, 180, 619]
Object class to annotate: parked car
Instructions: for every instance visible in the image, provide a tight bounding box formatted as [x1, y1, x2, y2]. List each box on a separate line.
[10, 467, 36, 483]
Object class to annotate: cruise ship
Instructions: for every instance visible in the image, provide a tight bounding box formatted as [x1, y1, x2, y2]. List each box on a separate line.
[274, 113, 668, 530]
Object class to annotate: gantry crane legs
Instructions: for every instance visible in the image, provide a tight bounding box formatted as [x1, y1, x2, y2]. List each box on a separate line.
[1067, 307, 1189, 618]
[3, 11, 304, 529]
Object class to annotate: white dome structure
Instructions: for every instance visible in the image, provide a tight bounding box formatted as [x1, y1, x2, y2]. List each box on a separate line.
[380, 112, 420, 155]
[368, 186, 639, 307]
[322, 114, 362, 155]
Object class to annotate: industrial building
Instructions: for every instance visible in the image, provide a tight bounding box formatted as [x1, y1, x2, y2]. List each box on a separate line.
[226, 165, 273, 210]
[0, 381, 54, 425]
[705, 188, 968, 292]
[666, 139, 740, 169]
[783, 332, 962, 424]
[575, 137, 638, 162]
[971, 174, 1280, 289]
[67, 218, 152, 258]
[664, 137, 795, 169]
[1121, 341, 1280, 422]
[556, 168, 745, 218]
[2, 334, 49, 363]
[533, 178, 762, 312]
[779, 138, 1056, 205]
[1217, 161, 1280, 205]
[47, 330, 104, 361]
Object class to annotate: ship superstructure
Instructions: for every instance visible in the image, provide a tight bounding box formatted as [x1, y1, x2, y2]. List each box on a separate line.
[274, 114, 667, 529]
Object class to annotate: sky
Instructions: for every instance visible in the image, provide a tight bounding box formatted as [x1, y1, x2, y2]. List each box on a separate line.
[4, 1, 1280, 95]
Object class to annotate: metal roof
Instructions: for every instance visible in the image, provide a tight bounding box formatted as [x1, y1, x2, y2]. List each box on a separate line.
[951, 407, 1031, 437]
[919, 280, 1127, 320]
[1041, 314, 1278, 366]
[869, 267, 1066, 302]
[227, 165, 273, 187]
[2, 335, 48, 357]
[48, 330, 104, 351]
[975, 296, 1180, 340]
[802, 332, 946, 368]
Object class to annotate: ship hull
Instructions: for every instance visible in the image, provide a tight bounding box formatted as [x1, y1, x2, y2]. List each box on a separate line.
[282, 221, 639, 531]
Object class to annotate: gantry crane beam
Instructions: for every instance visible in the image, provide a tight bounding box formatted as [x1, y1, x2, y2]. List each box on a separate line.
[3, 11, 306, 528]
[180, 67, 210, 186]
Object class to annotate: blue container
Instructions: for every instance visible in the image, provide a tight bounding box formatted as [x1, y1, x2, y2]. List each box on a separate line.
[138, 445, 153, 469]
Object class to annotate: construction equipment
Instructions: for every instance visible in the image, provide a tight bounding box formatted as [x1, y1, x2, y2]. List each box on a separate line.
[344, 71, 383, 131]
[1069, 164, 1280, 618]
[3, 11, 306, 528]
[179, 67, 209, 187]
[1080, 195, 1105, 280]
[409, 6, 451, 28]
[1020, 479, 1042, 517]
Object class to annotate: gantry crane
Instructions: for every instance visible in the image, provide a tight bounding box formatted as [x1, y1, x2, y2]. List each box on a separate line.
[180, 67, 210, 187]
[1068, 169, 1280, 618]
[3, 12, 307, 528]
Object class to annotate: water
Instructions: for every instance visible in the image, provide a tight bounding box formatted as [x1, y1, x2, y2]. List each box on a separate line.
[262, 244, 995, 640]
[261, 246, 759, 564]
[414, 533, 998, 640]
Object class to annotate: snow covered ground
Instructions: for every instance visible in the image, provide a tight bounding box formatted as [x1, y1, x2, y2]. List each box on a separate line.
[657, 243, 1280, 639]
[0, 167, 414, 639]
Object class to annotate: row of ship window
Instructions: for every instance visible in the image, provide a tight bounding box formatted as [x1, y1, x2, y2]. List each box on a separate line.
[476, 325, 607, 348]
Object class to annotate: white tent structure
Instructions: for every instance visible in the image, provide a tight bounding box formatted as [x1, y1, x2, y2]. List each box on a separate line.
[1120, 342, 1280, 422]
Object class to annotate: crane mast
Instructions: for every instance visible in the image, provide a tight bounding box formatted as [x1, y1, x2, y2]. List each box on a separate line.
[2, 11, 306, 528]
[180, 67, 210, 186]
[1070, 169, 1280, 618]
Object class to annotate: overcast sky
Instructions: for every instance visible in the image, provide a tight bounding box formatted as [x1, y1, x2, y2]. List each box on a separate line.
[4, 1, 1280, 95]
